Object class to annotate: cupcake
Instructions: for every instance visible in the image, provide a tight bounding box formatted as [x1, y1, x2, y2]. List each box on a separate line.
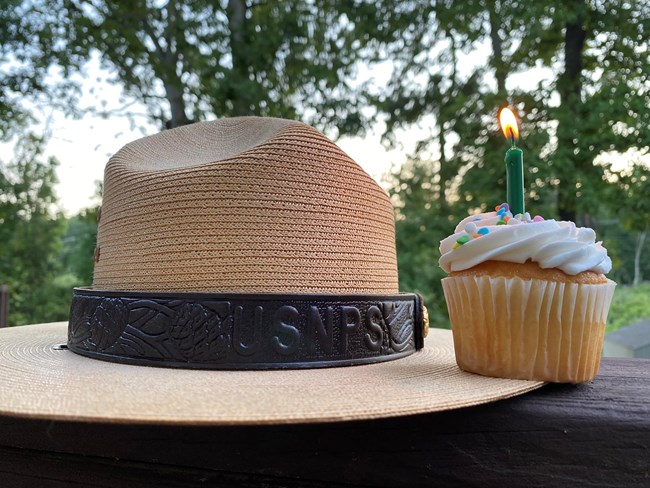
[439, 203, 616, 383]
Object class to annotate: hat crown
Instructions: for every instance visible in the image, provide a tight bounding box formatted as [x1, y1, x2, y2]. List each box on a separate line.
[93, 117, 398, 294]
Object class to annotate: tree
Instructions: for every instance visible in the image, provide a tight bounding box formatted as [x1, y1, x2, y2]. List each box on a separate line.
[515, 0, 650, 222]
[45, 0, 381, 134]
[60, 208, 99, 287]
[60, 181, 101, 287]
[375, 3, 484, 214]
[0, 2, 98, 324]
[389, 159, 455, 328]
[0, 1, 85, 140]
[377, 0, 649, 220]
[604, 162, 650, 285]
[0, 134, 69, 325]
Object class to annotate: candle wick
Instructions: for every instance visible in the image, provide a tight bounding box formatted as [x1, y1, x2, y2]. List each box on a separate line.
[509, 128, 516, 148]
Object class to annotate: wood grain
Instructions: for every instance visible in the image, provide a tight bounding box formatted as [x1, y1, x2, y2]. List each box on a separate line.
[0, 357, 648, 488]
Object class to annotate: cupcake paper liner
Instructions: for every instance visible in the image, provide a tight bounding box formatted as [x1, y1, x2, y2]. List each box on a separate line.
[442, 275, 616, 383]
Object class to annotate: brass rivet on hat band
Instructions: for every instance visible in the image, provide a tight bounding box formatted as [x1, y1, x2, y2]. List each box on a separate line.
[422, 306, 430, 338]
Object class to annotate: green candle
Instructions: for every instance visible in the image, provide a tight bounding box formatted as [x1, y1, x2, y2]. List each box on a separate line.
[505, 142, 524, 216]
[499, 108, 525, 215]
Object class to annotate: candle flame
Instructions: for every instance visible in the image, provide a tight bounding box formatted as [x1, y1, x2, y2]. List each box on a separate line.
[499, 107, 519, 141]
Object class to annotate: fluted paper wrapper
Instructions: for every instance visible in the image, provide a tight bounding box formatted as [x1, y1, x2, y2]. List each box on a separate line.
[442, 275, 616, 383]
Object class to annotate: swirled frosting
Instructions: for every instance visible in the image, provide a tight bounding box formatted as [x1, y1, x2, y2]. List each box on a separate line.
[439, 204, 612, 275]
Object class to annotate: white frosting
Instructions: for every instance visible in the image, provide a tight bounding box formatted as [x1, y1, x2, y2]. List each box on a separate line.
[439, 210, 612, 275]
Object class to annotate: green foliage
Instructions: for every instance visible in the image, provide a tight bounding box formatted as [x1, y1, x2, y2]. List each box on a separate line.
[390, 160, 459, 328]
[0, 134, 68, 325]
[60, 209, 98, 286]
[599, 161, 650, 285]
[52, 0, 384, 134]
[607, 284, 650, 333]
[0, 1, 84, 139]
[515, 0, 650, 221]
[598, 220, 649, 286]
[604, 162, 650, 233]
[0, 131, 98, 325]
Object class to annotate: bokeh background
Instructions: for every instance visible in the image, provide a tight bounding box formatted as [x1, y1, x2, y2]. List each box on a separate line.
[1, 0, 649, 335]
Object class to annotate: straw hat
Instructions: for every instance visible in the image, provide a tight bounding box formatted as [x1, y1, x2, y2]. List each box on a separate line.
[0, 117, 543, 424]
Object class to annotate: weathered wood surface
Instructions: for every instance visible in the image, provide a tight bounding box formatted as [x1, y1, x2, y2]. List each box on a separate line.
[0, 357, 648, 488]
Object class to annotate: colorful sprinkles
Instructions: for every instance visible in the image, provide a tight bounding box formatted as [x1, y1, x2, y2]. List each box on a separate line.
[453, 203, 546, 250]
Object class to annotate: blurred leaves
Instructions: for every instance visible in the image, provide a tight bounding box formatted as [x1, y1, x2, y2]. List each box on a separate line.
[0, 134, 68, 325]
[0, 0, 85, 139]
[607, 283, 650, 333]
[45, 0, 391, 134]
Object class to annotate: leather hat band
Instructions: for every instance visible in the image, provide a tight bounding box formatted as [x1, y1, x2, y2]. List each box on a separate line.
[67, 289, 426, 370]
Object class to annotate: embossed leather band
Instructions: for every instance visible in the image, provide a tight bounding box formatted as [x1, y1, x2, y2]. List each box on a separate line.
[67, 289, 425, 370]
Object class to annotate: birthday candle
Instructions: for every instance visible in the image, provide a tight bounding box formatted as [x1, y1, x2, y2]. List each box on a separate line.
[499, 107, 524, 216]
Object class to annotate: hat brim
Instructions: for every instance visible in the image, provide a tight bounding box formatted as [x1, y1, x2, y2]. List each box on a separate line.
[0, 322, 544, 425]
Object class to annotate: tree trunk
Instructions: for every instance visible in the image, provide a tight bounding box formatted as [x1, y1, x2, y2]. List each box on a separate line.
[435, 32, 459, 214]
[488, 2, 507, 95]
[164, 81, 190, 129]
[162, 0, 191, 128]
[227, 0, 250, 116]
[634, 231, 646, 285]
[437, 114, 448, 211]
[557, 13, 587, 223]
[140, 0, 191, 129]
